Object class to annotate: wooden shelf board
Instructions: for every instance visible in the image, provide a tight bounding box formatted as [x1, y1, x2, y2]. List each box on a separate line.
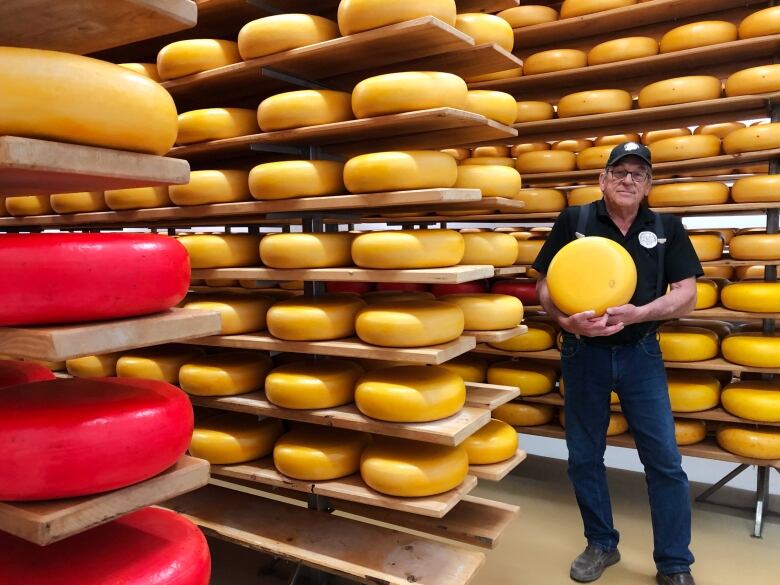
[0, 308, 222, 361]
[465, 324, 528, 343]
[464, 382, 521, 410]
[0, 0, 197, 54]
[691, 307, 780, 321]
[0, 456, 209, 546]
[168, 108, 518, 161]
[701, 258, 780, 267]
[0, 136, 190, 196]
[210, 457, 478, 518]
[186, 333, 477, 364]
[191, 392, 490, 446]
[493, 266, 527, 276]
[469, 449, 527, 482]
[166, 484, 486, 585]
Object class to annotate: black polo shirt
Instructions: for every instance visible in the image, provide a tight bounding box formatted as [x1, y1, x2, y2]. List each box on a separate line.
[532, 199, 703, 345]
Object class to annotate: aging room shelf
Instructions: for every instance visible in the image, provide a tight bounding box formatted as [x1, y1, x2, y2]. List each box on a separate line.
[469, 449, 528, 482]
[0, 456, 209, 546]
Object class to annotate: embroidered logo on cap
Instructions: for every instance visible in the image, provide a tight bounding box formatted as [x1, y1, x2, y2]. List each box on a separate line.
[624, 142, 640, 151]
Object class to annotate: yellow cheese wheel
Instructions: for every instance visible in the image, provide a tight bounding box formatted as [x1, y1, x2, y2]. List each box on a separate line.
[557, 90, 633, 119]
[267, 294, 366, 341]
[266, 359, 364, 409]
[595, 133, 641, 146]
[355, 365, 465, 422]
[729, 233, 780, 260]
[722, 381, 780, 422]
[441, 147, 471, 161]
[460, 232, 519, 267]
[336, 0, 456, 35]
[739, 6, 780, 39]
[606, 414, 629, 436]
[723, 122, 780, 154]
[352, 229, 464, 268]
[169, 170, 250, 206]
[104, 187, 170, 210]
[5, 195, 53, 217]
[465, 90, 517, 124]
[660, 21, 737, 53]
[638, 76, 722, 108]
[648, 182, 729, 207]
[489, 322, 556, 352]
[695, 122, 746, 138]
[716, 425, 780, 459]
[116, 346, 203, 383]
[552, 139, 593, 153]
[258, 90, 353, 131]
[688, 233, 723, 261]
[157, 39, 241, 80]
[498, 5, 558, 28]
[735, 265, 766, 280]
[248, 160, 344, 200]
[50, 192, 107, 214]
[514, 188, 566, 212]
[650, 134, 721, 162]
[176, 108, 258, 145]
[667, 371, 721, 412]
[178, 234, 261, 268]
[439, 354, 489, 383]
[66, 353, 121, 378]
[523, 49, 587, 75]
[568, 186, 603, 206]
[355, 301, 464, 347]
[343, 150, 457, 193]
[494, 402, 555, 426]
[587, 36, 658, 65]
[465, 68, 523, 83]
[118, 62, 160, 81]
[237, 14, 340, 60]
[674, 419, 707, 446]
[275, 426, 370, 480]
[547, 236, 637, 316]
[721, 282, 780, 312]
[642, 128, 691, 145]
[722, 333, 780, 367]
[659, 326, 719, 362]
[703, 265, 734, 279]
[695, 279, 719, 310]
[184, 295, 274, 335]
[472, 146, 510, 158]
[559, 0, 637, 19]
[487, 360, 557, 396]
[726, 64, 780, 97]
[514, 238, 545, 265]
[515, 101, 555, 123]
[351, 72, 467, 118]
[1, 47, 177, 155]
[732, 175, 780, 203]
[516, 150, 577, 173]
[260, 233, 353, 268]
[464, 418, 518, 464]
[460, 156, 515, 167]
[439, 294, 523, 331]
[576, 145, 618, 170]
[454, 164, 522, 197]
[190, 414, 284, 464]
[179, 351, 273, 396]
[512, 142, 551, 156]
[455, 13, 514, 51]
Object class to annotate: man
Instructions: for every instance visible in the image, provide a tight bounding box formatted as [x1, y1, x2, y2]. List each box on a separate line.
[532, 142, 701, 585]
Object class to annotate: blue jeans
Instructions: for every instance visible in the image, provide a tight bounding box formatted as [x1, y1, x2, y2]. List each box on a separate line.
[560, 332, 694, 575]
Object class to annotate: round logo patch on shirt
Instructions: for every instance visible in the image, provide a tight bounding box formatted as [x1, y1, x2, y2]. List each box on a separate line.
[638, 231, 658, 249]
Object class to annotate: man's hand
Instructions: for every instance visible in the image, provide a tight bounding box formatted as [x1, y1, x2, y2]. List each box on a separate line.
[560, 310, 625, 337]
[605, 304, 647, 328]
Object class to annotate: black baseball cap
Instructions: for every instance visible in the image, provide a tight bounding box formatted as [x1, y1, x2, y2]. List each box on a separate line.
[606, 141, 652, 168]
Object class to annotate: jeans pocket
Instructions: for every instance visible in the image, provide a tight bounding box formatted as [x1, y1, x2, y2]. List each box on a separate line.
[560, 335, 581, 359]
[639, 335, 663, 358]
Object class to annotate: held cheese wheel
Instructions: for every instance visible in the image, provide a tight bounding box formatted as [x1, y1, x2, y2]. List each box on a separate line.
[178, 234, 261, 268]
[439, 293, 523, 330]
[455, 13, 514, 52]
[559, 0, 637, 19]
[460, 232, 519, 266]
[667, 371, 721, 412]
[649, 134, 721, 162]
[157, 39, 241, 80]
[351, 72, 467, 118]
[360, 437, 469, 496]
[726, 64, 780, 96]
[237, 14, 340, 60]
[352, 229, 464, 268]
[118, 62, 161, 81]
[516, 150, 577, 173]
[732, 175, 780, 202]
[674, 419, 707, 446]
[260, 232, 353, 268]
[721, 282, 780, 312]
[439, 354, 489, 383]
[274, 426, 370, 480]
[344, 150, 457, 193]
[722, 333, 780, 368]
[523, 49, 587, 75]
[0, 507, 210, 585]
[463, 418, 518, 464]
[454, 164, 522, 197]
[5, 195, 53, 216]
[179, 351, 273, 396]
[695, 279, 719, 310]
[688, 233, 723, 261]
[105, 186, 171, 210]
[0, 377, 192, 500]
[117, 346, 204, 384]
[258, 90, 353, 131]
[659, 326, 719, 362]
[498, 5, 558, 28]
[738, 5, 780, 39]
[0, 234, 189, 326]
[556, 90, 633, 118]
[490, 321, 556, 352]
[249, 160, 344, 200]
[648, 182, 729, 207]
[189, 414, 284, 464]
[638, 76, 722, 108]
[722, 381, 780, 422]
[660, 21, 737, 53]
[577, 145, 618, 170]
[184, 295, 274, 335]
[265, 359, 364, 409]
[355, 301, 465, 347]
[50, 191, 107, 214]
[0, 360, 54, 388]
[723, 122, 780, 154]
[465, 90, 517, 124]
[493, 402, 555, 426]
[716, 425, 780, 459]
[176, 108, 259, 145]
[267, 294, 366, 341]
[568, 186, 603, 206]
[169, 169, 251, 206]
[337, 0, 457, 35]
[516, 101, 555, 122]
[587, 37, 658, 65]
[546, 236, 637, 316]
[2, 47, 177, 155]
[355, 365, 465, 422]
[729, 233, 780, 260]
[487, 360, 557, 396]
[66, 353, 122, 378]
[514, 188, 566, 212]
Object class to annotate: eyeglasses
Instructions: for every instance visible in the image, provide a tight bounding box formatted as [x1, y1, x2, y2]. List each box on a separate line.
[608, 168, 650, 183]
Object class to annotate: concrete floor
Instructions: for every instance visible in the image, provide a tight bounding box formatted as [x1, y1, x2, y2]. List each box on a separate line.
[208, 455, 779, 585]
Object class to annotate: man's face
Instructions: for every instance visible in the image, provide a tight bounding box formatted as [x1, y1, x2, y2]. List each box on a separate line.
[598, 155, 652, 211]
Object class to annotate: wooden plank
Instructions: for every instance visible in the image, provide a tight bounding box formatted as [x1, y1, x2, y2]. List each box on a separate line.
[465, 382, 521, 410]
[493, 266, 527, 276]
[692, 307, 780, 321]
[191, 392, 491, 446]
[186, 334, 477, 365]
[166, 484, 486, 585]
[464, 324, 528, 343]
[0, 136, 190, 196]
[0, 308, 222, 361]
[469, 449, 527, 482]
[701, 258, 780, 267]
[210, 457, 478, 518]
[0, 456, 209, 546]
[0, 0, 196, 54]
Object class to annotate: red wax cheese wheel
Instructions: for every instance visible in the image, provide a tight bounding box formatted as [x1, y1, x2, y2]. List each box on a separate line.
[0, 360, 55, 388]
[0, 234, 189, 326]
[0, 507, 210, 585]
[0, 377, 193, 500]
[491, 279, 539, 305]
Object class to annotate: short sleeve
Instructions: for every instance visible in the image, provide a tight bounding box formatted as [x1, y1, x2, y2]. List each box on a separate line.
[664, 215, 703, 283]
[531, 207, 576, 275]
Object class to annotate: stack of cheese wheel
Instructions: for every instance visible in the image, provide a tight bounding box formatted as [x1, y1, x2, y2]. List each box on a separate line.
[179, 351, 273, 396]
[176, 108, 259, 145]
[237, 14, 340, 60]
[439, 353, 490, 382]
[337, 0, 457, 35]
[261, 232, 353, 268]
[157, 39, 241, 80]
[274, 425, 370, 480]
[568, 186, 603, 206]
[723, 122, 780, 154]
[722, 332, 780, 368]
[638, 76, 722, 108]
[439, 293, 523, 331]
[559, 0, 637, 18]
[360, 436, 468, 496]
[722, 380, 780, 422]
[267, 294, 366, 341]
[178, 234, 262, 268]
[355, 300, 465, 347]
[557, 90, 633, 118]
[50, 191, 107, 214]
[648, 182, 729, 207]
[494, 401, 556, 426]
[514, 188, 567, 212]
[459, 232, 519, 266]
[352, 71, 467, 118]
[659, 21, 737, 53]
[265, 358, 364, 408]
[189, 413, 284, 464]
[739, 5, 780, 39]
[183, 295, 274, 335]
[688, 231, 723, 261]
[498, 5, 558, 28]
[666, 371, 721, 412]
[523, 49, 587, 75]
[722, 282, 780, 312]
[490, 320, 556, 352]
[588, 37, 658, 65]
[352, 229, 464, 268]
[659, 326, 719, 362]
[725, 64, 780, 97]
[462, 418, 519, 465]
[729, 231, 780, 261]
[344, 150, 458, 193]
[169, 170, 251, 206]
[0, 360, 54, 388]
[716, 425, 780, 460]
[487, 360, 557, 396]
[105, 186, 171, 210]
[674, 419, 707, 446]
[249, 160, 345, 200]
[258, 89, 353, 130]
[66, 352, 122, 377]
[515, 101, 555, 123]
[117, 346, 204, 384]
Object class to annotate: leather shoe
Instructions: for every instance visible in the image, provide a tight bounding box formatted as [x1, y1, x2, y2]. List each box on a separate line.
[656, 572, 696, 585]
[570, 544, 620, 582]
